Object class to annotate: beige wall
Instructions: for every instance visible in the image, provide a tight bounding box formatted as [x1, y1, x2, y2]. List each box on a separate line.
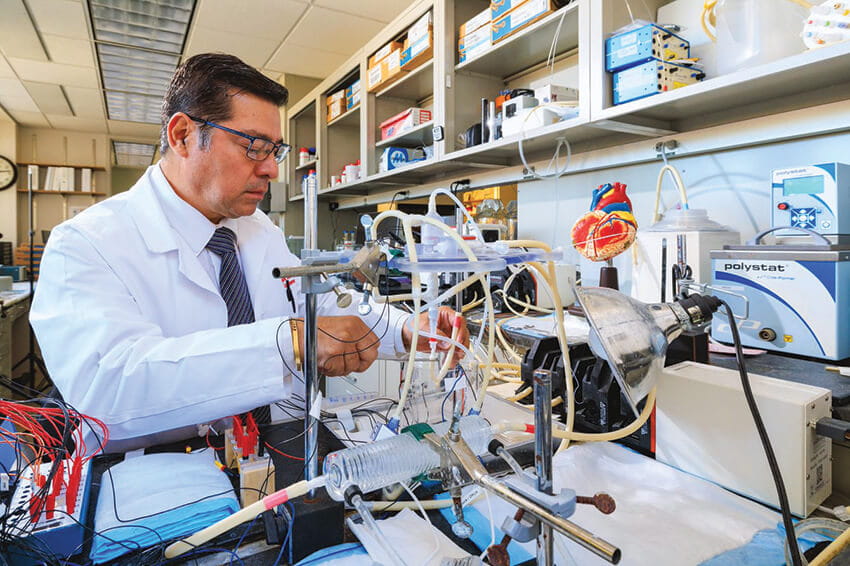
[0, 115, 17, 247]
[111, 166, 146, 194]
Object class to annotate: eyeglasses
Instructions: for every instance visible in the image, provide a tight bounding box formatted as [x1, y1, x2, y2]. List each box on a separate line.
[186, 114, 290, 164]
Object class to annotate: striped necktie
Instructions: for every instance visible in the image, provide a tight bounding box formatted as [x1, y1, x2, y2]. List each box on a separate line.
[206, 227, 270, 425]
[206, 227, 255, 326]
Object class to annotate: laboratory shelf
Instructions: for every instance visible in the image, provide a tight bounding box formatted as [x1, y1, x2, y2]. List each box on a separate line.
[294, 159, 318, 172]
[375, 121, 434, 148]
[376, 59, 434, 102]
[596, 41, 850, 128]
[455, 3, 580, 78]
[327, 105, 360, 128]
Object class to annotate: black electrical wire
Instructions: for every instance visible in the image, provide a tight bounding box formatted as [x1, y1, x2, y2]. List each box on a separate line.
[721, 299, 802, 566]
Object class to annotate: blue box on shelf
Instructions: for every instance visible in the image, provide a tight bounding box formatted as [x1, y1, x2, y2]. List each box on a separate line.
[379, 147, 425, 172]
[612, 58, 704, 105]
[606, 23, 689, 73]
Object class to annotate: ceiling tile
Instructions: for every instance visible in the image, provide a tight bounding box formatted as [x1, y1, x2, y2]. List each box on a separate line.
[285, 6, 385, 55]
[7, 110, 50, 128]
[265, 43, 346, 78]
[183, 28, 280, 68]
[8, 59, 99, 88]
[45, 115, 106, 133]
[27, 0, 90, 40]
[107, 120, 161, 139]
[313, 0, 415, 23]
[63, 86, 104, 119]
[191, 0, 307, 40]
[0, 57, 17, 79]
[23, 82, 73, 116]
[42, 35, 96, 68]
[0, 78, 39, 112]
[0, 0, 49, 61]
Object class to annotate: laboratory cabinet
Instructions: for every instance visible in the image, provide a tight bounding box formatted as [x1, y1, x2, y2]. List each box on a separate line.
[284, 0, 850, 208]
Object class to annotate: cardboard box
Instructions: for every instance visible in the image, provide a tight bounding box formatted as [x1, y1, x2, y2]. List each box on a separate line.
[460, 8, 491, 37]
[326, 89, 345, 106]
[490, 0, 528, 21]
[379, 147, 426, 172]
[346, 89, 361, 110]
[459, 32, 492, 63]
[408, 10, 432, 44]
[401, 32, 433, 70]
[367, 63, 385, 91]
[345, 80, 361, 97]
[380, 107, 432, 141]
[369, 41, 403, 69]
[492, 0, 556, 44]
[458, 24, 491, 52]
[327, 98, 346, 122]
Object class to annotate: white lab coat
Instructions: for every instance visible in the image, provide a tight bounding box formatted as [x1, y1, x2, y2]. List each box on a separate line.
[30, 164, 407, 448]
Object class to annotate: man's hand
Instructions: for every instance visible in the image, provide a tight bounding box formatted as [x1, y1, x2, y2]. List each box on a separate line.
[402, 306, 469, 364]
[296, 316, 380, 376]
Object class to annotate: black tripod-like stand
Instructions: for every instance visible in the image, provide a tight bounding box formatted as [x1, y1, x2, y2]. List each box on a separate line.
[10, 166, 50, 395]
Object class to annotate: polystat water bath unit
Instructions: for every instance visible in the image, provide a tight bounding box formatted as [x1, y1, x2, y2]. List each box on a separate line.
[711, 245, 850, 360]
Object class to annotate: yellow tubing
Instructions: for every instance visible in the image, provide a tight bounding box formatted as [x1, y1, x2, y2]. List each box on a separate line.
[809, 525, 850, 566]
[507, 387, 532, 402]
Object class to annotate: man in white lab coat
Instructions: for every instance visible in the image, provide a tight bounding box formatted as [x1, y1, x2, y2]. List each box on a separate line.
[30, 53, 467, 451]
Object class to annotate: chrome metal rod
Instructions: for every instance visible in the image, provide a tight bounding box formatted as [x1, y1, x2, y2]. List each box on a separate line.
[272, 263, 357, 279]
[477, 475, 621, 564]
[303, 167, 320, 493]
[534, 369, 554, 566]
[304, 291, 319, 493]
[448, 434, 621, 564]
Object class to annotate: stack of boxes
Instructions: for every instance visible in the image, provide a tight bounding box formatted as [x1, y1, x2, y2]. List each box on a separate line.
[368, 10, 433, 93]
[327, 80, 362, 123]
[346, 80, 360, 111]
[401, 11, 433, 71]
[606, 23, 704, 105]
[326, 89, 346, 123]
[459, 0, 563, 63]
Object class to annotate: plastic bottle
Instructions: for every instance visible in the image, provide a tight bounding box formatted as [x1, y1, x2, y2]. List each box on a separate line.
[323, 415, 493, 501]
[714, 0, 807, 75]
[299, 147, 309, 167]
[307, 169, 317, 196]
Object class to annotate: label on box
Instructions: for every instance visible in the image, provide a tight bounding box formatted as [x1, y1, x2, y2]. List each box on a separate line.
[368, 64, 384, 89]
[402, 33, 432, 67]
[326, 90, 345, 106]
[493, 0, 553, 43]
[387, 49, 402, 74]
[460, 8, 490, 37]
[346, 90, 361, 109]
[408, 10, 432, 43]
[459, 36, 492, 63]
[491, 0, 526, 21]
[459, 25, 491, 52]
[370, 41, 403, 68]
[346, 80, 361, 96]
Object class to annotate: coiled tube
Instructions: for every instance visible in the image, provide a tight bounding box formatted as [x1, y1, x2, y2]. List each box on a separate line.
[324, 416, 493, 501]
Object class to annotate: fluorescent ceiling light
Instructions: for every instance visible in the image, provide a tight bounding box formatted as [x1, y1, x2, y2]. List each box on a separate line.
[91, 0, 196, 124]
[113, 141, 157, 167]
[105, 91, 162, 123]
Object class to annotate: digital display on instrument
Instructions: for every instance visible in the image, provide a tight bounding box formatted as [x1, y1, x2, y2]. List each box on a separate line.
[783, 175, 825, 196]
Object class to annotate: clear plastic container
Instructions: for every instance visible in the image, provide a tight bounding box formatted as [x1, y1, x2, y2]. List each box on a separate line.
[644, 208, 734, 233]
[323, 415, 493, 501]
[714, 0, 807, 75]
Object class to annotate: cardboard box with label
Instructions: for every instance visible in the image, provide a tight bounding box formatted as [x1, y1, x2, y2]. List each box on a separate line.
[408, 11, 432, 44]
[327, 97, 346, 122]
[380, 107, 432, 141]
[492, 0, 557, 44]
[369, 40, 403, 69]
[460, 8, 491, 38]
[401, 32, 433, 70]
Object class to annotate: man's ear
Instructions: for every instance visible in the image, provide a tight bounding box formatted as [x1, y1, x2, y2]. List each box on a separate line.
[166, 113, 193, 158]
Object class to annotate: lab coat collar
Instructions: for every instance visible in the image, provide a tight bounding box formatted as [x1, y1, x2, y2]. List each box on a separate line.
[126, 163, 273, 301]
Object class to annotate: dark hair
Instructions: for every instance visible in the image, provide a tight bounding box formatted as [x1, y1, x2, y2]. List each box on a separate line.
[160, 53, 288, 154]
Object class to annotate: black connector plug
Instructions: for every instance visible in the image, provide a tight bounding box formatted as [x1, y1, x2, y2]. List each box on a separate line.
[815, 417, 850, 442]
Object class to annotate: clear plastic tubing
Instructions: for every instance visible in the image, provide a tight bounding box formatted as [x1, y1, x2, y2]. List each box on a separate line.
[324, 415, 493, 501]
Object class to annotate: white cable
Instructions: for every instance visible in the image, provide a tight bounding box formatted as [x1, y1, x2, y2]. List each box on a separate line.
[479, 489, 497, 561]
[517, 104, 574, 180]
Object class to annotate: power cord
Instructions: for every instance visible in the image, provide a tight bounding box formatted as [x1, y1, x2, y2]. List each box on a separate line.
[721, 299, 802, 566]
